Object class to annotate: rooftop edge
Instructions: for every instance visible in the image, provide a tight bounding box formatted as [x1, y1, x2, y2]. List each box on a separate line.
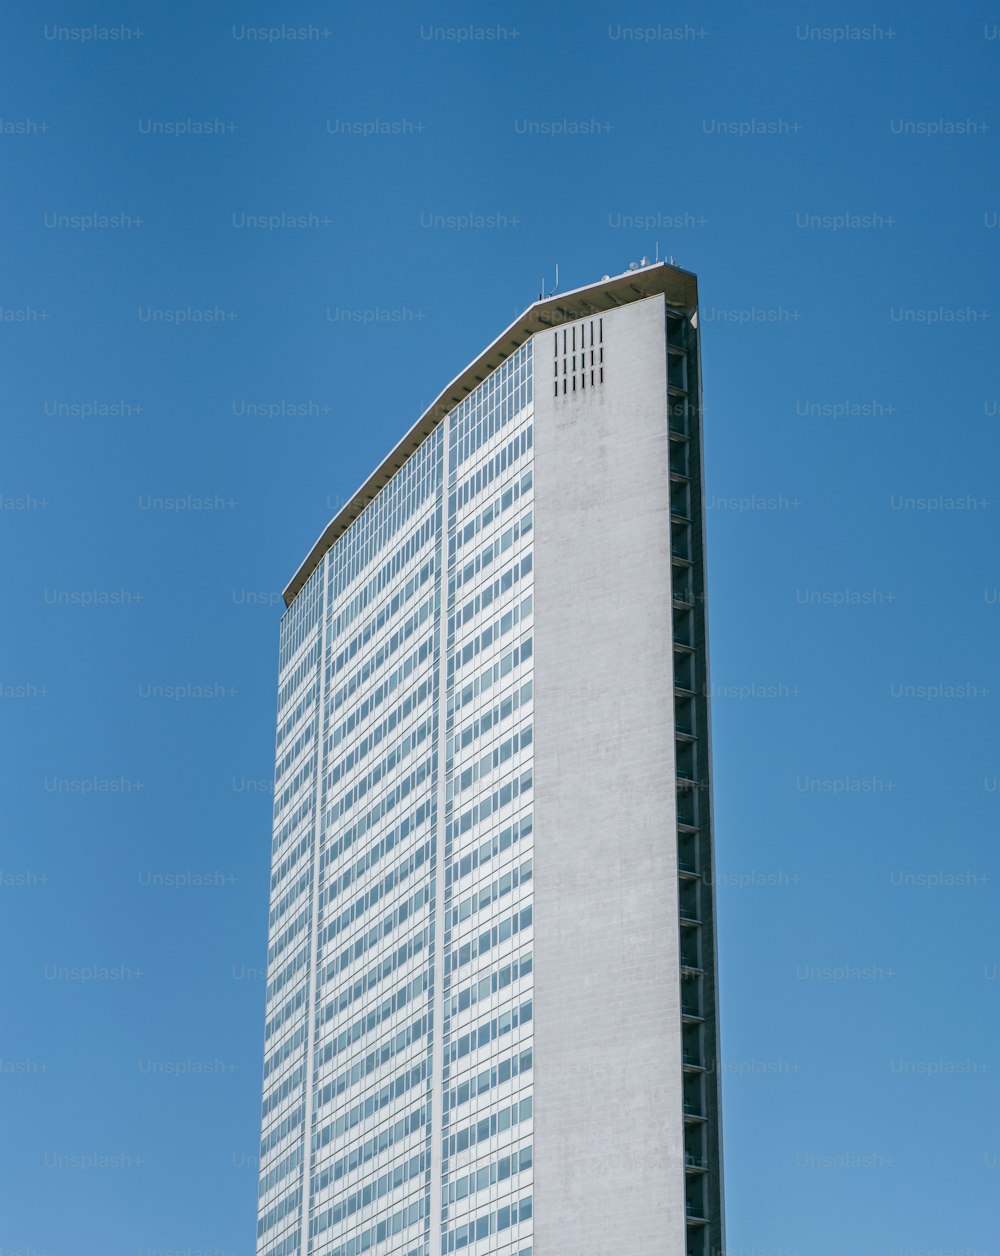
[282, 261, 698, 608]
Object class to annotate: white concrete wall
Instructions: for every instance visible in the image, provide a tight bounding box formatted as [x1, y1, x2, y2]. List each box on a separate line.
[532, 294, 686, 1254]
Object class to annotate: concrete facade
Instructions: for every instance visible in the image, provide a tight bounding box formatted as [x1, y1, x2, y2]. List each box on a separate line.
[532, 296, 687, 1255]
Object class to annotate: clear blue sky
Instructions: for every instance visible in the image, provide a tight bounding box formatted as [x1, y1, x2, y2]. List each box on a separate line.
[2, 1, 998, 1253]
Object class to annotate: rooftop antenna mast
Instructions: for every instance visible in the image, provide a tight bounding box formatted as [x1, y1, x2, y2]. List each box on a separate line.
[540, 262, 559, 302]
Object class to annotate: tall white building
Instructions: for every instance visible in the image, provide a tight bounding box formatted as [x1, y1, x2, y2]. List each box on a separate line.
[256, 262, 724, 1256]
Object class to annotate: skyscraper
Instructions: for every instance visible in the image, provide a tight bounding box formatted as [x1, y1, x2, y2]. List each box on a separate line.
[256, 261, 724, 1256]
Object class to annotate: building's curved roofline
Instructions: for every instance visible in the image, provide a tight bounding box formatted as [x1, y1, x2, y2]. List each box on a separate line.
[283, 261, 697, 607]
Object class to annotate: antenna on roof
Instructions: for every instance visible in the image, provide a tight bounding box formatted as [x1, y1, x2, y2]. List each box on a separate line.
[655, 241, 660, 263]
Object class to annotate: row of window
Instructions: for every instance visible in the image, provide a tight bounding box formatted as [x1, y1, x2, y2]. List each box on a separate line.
[449, 423, 533, 519]
[448, 597, 532, 684]
[267, 898, 309, 966]
[260, 343, 536, 1252]
[269, 863, 311, 930]
[257, 1183, 301, 1238]
[328, 548, 436, 684]
[442, 395, 535, 1246]
[443, 1047, 533, 1118]
[326, 592, 435, 756]
[450, 470, 533, 566]
[271, 752, 316, 824]
[259, 1224, 300, 1256]
[444, 1106, 533, 1198]
[446, 810, 532, 892]
[448, 723, 532, 804]
[314, 894, 427, 1019]
[275, 678, 317, 752]
[262, 1018, 306, 1084]
[316, 837, 430, 954]
[319, 809, 429, 921]
[264, 977, 308, 1044]
[328, 676, 433, 789]
[448, 623, 533, 721]
[319, 790, 430, 882]
[446, 949, 532, 1023]
[326, 715, 433, 826]
[327, 612, 434, 720]
[310, 1097, 429, 1196]
[450, 681, 531, 761]
[443, 1193, 532, 1252]
[316, 924, 429, 1022]
[261, 1060, 304, 1120]
[449, 509, 532, 598]
[449, 765, 533, 849]
[258, 1142, 301, 1200]
[448, 859, 532, 931]
[444, 1141, 532, 1207]
[274, 713, 316, 789]
[449, 560, 534, 687]
[265, 936, 309, 1004]
[449, 340, 531, 472]
[276, 634, 319, 721]
[311, 1182, 426, 1249]
[260, 1101, 303, 1159]
[305, 482, 437, 1195]
[314, 1011, 428, 1119]
[315, 963, 428, 1064]
[326, 424, 439, 603]
[312, 1058, 429, 1153]
[318, 748, 432, 881]
[310, 1149, 427, 1238]
[271, 793, 313, 868]
[445, 408, 534, 1250]
[278, 556, 322, 670]
[326, 550, 434, 718]
[314, 880, 429, 997]
[446, 904, 533, 983]
[447, 999, 533, 1066]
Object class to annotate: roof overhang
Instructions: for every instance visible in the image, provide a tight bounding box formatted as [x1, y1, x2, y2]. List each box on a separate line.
[283, 262, 698, 607]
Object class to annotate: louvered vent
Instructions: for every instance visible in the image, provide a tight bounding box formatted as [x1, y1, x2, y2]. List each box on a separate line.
[553, 317, 604, 397]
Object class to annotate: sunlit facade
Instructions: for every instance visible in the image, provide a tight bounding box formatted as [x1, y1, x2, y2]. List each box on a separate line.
[256, 262, 723, 1256]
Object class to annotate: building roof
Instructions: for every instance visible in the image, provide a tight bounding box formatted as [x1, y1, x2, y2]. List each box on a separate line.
[283, 261, 698, 607]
